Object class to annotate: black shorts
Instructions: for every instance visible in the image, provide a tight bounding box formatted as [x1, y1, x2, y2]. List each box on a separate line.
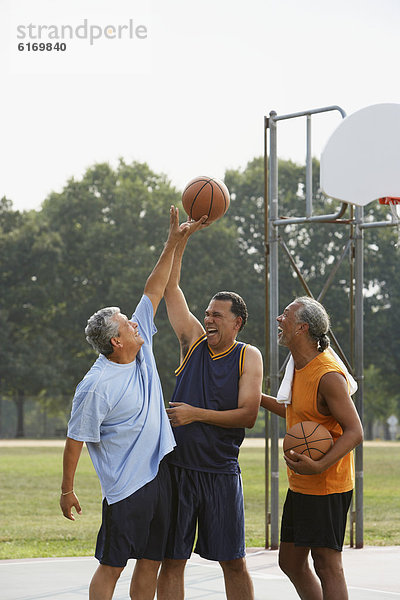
[95, 459, 171, 567]
[165, 464, 245, 562]
[280, 488, 353, 552]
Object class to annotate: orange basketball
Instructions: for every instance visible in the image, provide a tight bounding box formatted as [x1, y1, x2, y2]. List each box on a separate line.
[181, 176, 230, 223]
[283, 421, 333, 461]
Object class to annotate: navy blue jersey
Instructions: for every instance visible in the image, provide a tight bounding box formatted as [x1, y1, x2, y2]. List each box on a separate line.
[167, 334, 248, 474]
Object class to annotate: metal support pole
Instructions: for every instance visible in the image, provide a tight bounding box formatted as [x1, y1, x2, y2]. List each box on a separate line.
[349, 205, 355, 548]
[306, 115, 312, 218]
[264, 116, 270, 549]
[268, 111, 280, 549]
[354, 205, 364, 548]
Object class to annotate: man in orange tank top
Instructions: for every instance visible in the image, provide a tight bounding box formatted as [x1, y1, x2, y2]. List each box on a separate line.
[261, 297, 363, 600]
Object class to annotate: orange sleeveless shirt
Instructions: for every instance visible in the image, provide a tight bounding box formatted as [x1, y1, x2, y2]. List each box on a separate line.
[286, 351, 355, 495]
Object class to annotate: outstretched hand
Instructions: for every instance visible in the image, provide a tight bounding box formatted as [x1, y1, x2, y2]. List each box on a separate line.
[168, 206, 208, 245]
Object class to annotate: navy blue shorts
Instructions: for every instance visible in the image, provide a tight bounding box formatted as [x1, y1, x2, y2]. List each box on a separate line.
[165, 464, 245, 562]
[280, 488, 353, 551]
[95, 459, 171, 567]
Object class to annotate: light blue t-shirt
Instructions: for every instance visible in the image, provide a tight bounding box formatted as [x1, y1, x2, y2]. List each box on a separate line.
[67, 295, 176, 504]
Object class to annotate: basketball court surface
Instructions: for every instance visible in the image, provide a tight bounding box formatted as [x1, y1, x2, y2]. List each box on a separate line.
[2, 545, 399, 599]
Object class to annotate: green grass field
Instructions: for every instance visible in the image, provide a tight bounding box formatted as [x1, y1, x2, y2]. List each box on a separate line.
[240, 443, 400, 548]
[0, 443, 398, 559]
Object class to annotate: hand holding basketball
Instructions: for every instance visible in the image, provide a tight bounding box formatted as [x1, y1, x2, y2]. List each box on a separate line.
[167, 205, 208, 245]
[283, 421, 333, 474]
[181, 176, 230, 224]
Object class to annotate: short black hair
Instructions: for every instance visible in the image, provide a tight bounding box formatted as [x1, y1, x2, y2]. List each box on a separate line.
[211, 291, 248, 331]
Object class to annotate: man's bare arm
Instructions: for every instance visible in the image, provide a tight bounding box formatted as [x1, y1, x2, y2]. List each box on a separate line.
[60, 437, 84, 521]
[167, 345, 263, 428]
[163, 223, 206, 360]
[285, 372, 363, 475]
[260, 393, 286, 418]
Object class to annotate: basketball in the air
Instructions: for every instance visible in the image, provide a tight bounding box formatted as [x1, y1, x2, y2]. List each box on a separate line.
[181, 176, 230, 223]
[283, 421, 333, 461]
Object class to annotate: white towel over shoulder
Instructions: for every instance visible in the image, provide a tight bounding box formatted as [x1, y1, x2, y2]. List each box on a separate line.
[276, 348, 358, 406]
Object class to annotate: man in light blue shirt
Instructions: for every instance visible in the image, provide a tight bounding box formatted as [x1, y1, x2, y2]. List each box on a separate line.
[60, 207, 205, 600]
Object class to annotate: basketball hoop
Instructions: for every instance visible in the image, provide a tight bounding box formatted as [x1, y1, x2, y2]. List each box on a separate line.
[379, 197, 400, 247]
[378, 197, 400, 220]
[378, 196, 400, 204]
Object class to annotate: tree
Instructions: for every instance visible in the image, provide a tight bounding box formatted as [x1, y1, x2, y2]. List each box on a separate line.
[1, 157, 399, 437]
[223, 157, 400, 428]
[362, 206, 400, 400]
[39, 160, 243, 407]
[0, 200, 62, 436]
[363, 364, 397, 439]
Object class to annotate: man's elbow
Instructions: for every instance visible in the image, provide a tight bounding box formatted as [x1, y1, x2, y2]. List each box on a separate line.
[164, 284, 181, 303]
[144, 279, 162, 298]
[355, 424, 364, 447]
[244, 410, 260, 429]
[348, 423, 364, 450]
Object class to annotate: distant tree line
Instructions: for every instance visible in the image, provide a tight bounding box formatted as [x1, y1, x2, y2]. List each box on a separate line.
[1, 158, 399, 439]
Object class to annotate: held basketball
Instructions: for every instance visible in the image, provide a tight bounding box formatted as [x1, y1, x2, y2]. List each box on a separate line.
[181, 176, 230, 223]
[283, 421, 333, 461]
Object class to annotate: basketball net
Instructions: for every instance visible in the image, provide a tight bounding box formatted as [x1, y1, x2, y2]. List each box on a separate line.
[379, 197, 400, 248]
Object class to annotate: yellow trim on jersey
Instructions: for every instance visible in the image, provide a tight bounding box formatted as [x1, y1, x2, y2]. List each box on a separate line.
[175, 334, 207, 376]
[207, 341, 238, 360]
[239, 344, 247, 376]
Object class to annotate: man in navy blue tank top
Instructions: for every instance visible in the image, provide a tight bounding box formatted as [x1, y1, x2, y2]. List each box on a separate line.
[157, 225, 263, 600]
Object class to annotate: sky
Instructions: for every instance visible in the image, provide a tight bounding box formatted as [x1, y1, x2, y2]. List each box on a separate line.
[1, 0, 399, 212]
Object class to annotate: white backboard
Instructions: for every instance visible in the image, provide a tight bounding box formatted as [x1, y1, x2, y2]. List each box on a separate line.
[320, 103, 400, 206]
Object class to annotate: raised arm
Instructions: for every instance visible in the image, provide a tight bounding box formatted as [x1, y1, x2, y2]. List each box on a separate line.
[167, 345, 263, 428]
[164, 226, 206, 361]
[144, 207, 205, 317]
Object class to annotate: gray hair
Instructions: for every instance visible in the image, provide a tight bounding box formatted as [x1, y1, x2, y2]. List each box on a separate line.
[85, 307, 121, 356]
[294, 297, 330, 351]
